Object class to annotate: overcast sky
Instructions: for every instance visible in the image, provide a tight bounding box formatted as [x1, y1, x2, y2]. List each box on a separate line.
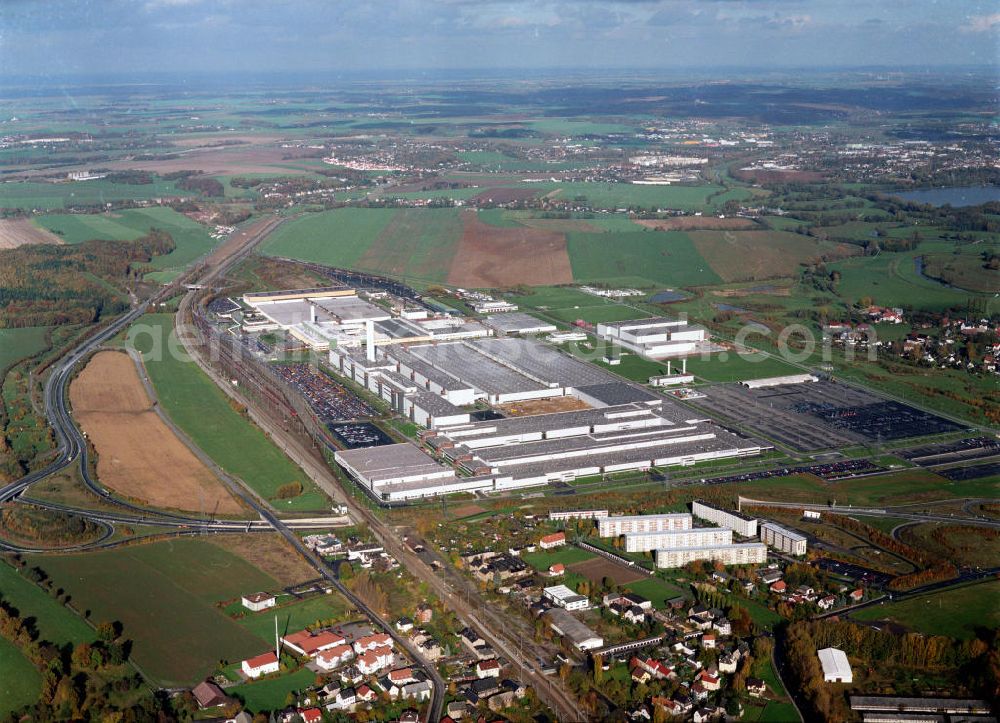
[1, 0, 997, 78]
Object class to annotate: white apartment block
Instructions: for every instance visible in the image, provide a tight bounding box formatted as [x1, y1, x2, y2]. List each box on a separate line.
[691, 500, 758, 537]
[624, 527, 732, 553]
[760, 521, 807, 556]
[655, 542, 768, 568]
[598, 513, 692, 537]
[549, 509, 609, 522]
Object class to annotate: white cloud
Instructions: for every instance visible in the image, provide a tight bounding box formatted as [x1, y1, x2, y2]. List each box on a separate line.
[962, 12, 1000, 32]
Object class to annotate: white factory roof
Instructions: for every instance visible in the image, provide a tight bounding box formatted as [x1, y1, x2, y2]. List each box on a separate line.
[483, 312, 557, 335]
[741, 374, 818, 389]
[818, 648, 853, 681]
[335, 443, 452, 483]
[599, 317, 688, 331]
[543, 584, 585, 603]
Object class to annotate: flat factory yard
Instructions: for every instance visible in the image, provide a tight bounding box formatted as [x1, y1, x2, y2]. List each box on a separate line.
[0, 218, 62, 249]
[495, 396, 592, 417]
[69, 351, 244, 515]
[448, 209, 574, 287]
[569, 557, 647, 586]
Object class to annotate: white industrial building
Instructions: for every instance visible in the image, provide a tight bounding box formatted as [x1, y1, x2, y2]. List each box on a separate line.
[543, 584, 590, 610]
[597, 513, 692, 537]
[760, 521, 808, 556]
[596, 317, 707, 359]
[654, 542, 768, 569]
[818, 647, 853, 683]
[740, 374, 818, 389]
[334, 443, 464, 501]
[483, 312, 556, 336]
[691, 500, 759, 537]
[624, 527, 732, 553]
[545, 609, 603, 651]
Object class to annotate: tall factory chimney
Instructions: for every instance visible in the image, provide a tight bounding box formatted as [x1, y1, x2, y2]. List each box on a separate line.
[366, 320, 376, 362]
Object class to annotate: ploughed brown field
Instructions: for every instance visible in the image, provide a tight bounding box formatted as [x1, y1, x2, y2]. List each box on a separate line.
[569, 557, 647, 585]
[635, 217, 758, 232]
[0, 218, 62, 249]
[471, 187, 539, 204]
[69, 351, 244, 515]
[448, 209, 574, 287]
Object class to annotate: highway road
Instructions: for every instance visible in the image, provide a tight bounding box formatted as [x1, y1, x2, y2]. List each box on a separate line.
[0, 215, 453, 720]
[737, 496, 1000, 529]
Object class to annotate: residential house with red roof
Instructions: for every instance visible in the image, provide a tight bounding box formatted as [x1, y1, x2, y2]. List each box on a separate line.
[241, 651, 279, 679]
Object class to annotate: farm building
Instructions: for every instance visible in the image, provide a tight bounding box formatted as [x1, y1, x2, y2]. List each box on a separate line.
[241, 592, 276, 612]
[241, 651, 279, 679]
[282, 630, 346, 657]
[818, 647, 853, 683]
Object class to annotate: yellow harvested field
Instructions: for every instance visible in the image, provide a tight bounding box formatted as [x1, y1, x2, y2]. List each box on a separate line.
[70, 351, 244, 515]
[0, 218, 63, 248]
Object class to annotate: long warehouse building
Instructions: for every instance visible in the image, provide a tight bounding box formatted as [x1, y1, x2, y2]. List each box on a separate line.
[655, 542, 768, 568]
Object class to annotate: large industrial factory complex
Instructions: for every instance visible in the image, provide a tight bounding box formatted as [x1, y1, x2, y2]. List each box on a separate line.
[232, 285, 773, 503]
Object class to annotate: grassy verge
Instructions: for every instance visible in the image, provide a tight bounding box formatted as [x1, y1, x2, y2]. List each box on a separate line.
[128, 314, 329, 512]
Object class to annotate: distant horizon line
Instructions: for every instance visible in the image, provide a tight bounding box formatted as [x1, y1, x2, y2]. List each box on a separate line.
[2, 63, 997, 87]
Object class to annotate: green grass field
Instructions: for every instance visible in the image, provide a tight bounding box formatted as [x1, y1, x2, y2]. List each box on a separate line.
[567, 229, 721, 288]
[229, 666, 316, 713]
[260, 207, 396, 268]
[548, 182, 725, 211]
[828, 243, 985, 311]
[521, 547, 596, 571]
[0, 561, 96, 646]
[683, 352, 802, 382]
[35, 207, 219, 282]
[0, 638, 41, 716]
[238, 595, 352, 643]
[0, 326, 50, 373]
[921, 251, 998, 293]
[128, 314, 328, 511]
[261, 207, 462, 284]
[0, 178, 191, 210]
[26, 540, 279, 686]
[620, 577, 683, 608]
[852, 581, 1000, 639]
[547, 304, 647, 325]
